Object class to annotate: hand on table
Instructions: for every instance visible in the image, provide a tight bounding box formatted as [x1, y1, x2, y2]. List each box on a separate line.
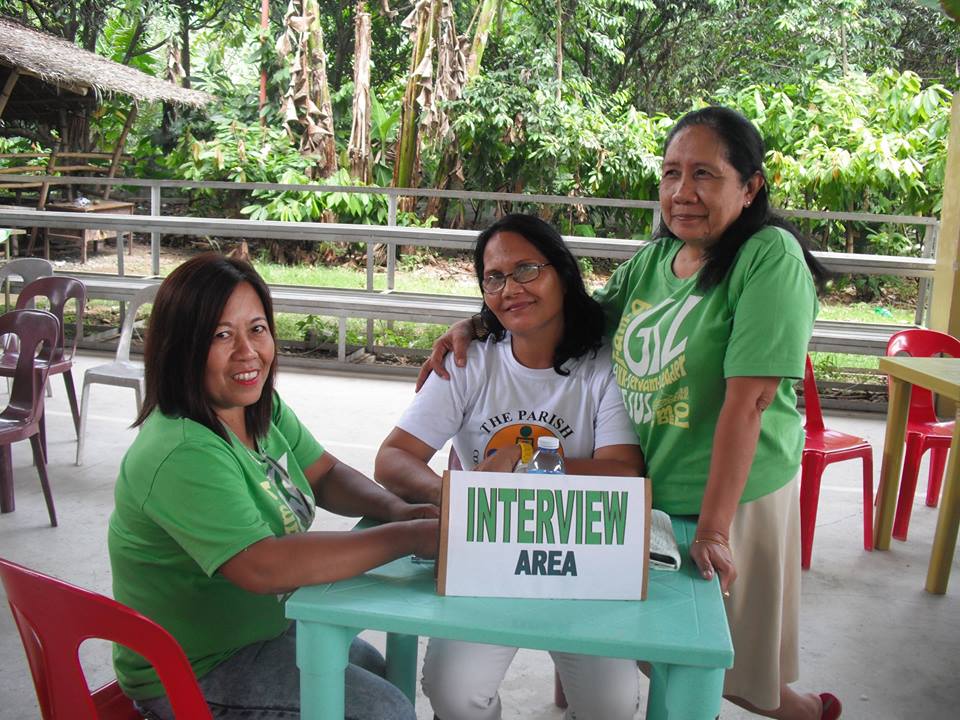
[690, 533, 737, 595]
[406, 518, 440, 560]
[475, 445, 522, 474]
[390, 501, 440, 521]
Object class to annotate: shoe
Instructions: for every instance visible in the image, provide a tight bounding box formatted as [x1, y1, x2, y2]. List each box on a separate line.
[820, 692, 842, 720]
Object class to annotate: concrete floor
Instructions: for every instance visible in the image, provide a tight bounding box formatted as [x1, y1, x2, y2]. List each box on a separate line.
[1, 353, 959, 720]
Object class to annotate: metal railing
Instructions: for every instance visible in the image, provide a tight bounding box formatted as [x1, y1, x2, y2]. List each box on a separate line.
[0, 173, 941, 348]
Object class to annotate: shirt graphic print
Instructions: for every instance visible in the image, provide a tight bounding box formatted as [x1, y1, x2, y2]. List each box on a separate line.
[613, 294, 702, 431]
[257, 451, 315, 533]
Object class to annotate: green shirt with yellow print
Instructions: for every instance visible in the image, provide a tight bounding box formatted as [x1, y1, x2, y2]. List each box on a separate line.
[108, 394, 324, 699]
[594, 226, 817, 514]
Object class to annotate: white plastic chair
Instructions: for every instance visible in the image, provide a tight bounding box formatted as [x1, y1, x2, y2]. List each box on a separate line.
[0, 259, 55, 394]
[75, 284, 158, 465]
[0, 258, 55, 309]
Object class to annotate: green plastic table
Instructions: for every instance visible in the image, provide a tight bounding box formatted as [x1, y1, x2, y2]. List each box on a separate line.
[286, 517, 733, 719]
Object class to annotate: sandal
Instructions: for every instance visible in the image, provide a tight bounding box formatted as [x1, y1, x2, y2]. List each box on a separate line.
[820, 692, 842, 720]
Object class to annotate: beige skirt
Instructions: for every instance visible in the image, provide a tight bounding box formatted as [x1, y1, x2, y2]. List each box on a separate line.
[721, 475, 801, 710]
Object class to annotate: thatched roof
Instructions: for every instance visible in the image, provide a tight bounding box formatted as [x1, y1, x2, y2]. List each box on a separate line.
[0, 16, 212, 121]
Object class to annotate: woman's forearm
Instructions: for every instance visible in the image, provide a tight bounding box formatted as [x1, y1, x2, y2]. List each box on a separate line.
[697, 377, 778, 538]
[375, 446, 443, 505]
[564, 444, 645, 478]
[313, 459, 407, 520]
[565, 456, 644, 478]
[220, 521, 437, 594]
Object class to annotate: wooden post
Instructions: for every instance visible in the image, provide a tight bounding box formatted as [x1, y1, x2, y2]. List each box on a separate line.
[928, 91, 960, 417]
[26, 143, 60, 258]
[0, 68, 20, 118]
[103, 105, 138, 201]
[930, 91, 960, 337]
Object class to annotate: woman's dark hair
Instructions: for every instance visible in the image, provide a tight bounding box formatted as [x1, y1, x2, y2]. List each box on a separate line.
[656, 105, 827, 291]
[474, 213, 605, 375]
[134, 253, 277, 443]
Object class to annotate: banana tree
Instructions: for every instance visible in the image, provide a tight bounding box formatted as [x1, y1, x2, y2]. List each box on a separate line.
[277, 0, 338, 178]
[348, 1, 373, 183]
[425, 0, 501, 223]
[392, 0, 439, 192]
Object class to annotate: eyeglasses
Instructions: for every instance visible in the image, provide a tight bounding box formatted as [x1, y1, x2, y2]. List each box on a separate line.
[481, 263, 552, 294]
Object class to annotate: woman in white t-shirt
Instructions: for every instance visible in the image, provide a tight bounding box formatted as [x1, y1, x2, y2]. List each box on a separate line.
[375, 214, 644, 720]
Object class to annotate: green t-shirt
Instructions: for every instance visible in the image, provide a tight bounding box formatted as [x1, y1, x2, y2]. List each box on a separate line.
[594, 226, 817, 514]
[108, 394, 325, 699]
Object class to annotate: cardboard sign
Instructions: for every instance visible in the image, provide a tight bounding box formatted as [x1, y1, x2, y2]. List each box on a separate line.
[437, 471, 651, 600]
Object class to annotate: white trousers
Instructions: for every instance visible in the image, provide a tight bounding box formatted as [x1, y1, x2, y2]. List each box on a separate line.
[421, 638, 640, 720]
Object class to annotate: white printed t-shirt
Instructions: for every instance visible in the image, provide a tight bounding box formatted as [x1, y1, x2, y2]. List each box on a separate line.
[397, 334, 639, 468]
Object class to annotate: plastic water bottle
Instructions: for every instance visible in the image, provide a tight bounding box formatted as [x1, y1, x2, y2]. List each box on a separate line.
[527, 436, 566, 474]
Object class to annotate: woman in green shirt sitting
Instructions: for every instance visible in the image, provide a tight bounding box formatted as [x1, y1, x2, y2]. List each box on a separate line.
[108, 253, 438, 719]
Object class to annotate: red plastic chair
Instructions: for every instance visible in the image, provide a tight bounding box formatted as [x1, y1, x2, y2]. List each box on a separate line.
[800, 355, 874, 569]
[885, 329, 960, 541]
[0, 276, 87, 442]
[0, 557, 212, 720]
[0, 309, 59, 526]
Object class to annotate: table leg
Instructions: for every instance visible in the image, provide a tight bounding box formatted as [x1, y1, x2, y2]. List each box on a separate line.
[646, 663, 668, 719]
[925, 411, 960, 594]
[385, 632, 418, 704]
[646, 662, 724, 720]
[874, 377, 912, 550]
[294, 620, 357, 720]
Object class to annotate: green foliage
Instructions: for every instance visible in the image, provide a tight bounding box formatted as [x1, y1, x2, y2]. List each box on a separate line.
[429, 63, 949, 248]
[174, 117, 308, 182]
[0, 136, 40, 154]
[3, 0, 950, 266]
[719, 70, 951, 252]
[433, 69, 667, 236]
[241, 167, 390, 224]
[294, 314, 447, 351]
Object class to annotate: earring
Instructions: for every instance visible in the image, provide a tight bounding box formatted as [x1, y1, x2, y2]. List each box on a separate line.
[744, 201, 751, 207]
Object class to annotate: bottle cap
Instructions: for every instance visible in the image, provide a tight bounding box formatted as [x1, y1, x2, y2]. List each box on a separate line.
[536, 436, 560, 450]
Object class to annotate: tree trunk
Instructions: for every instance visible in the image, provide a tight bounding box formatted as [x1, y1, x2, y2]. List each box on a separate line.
[555, 0, 562, 100]
[305, 0, 337, 177]
[466, 0, 499, 77]
[348, 2, 373, 183]
[393, 0, 438, 195]
[279, 0, 338, 178]
[427, 0, 499, 223]
[259, 0, 270, 126]
[160, 39, 185, 151]
[179, 0, 191, 89]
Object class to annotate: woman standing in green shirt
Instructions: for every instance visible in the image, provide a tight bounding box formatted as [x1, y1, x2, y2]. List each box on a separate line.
[422, 107, 841, 720]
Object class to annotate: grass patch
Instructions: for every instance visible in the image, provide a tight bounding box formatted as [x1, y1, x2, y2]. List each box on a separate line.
[252, 261, 480, 297]
[818, 302, 914, 324]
